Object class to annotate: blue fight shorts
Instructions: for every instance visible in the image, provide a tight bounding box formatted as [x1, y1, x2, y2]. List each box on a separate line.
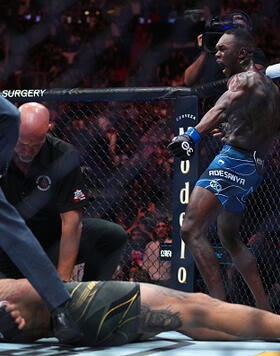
[196, 144, 263, 212]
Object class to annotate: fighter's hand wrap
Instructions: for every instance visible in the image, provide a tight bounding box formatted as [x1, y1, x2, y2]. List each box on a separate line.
[167, 128, 201, 160]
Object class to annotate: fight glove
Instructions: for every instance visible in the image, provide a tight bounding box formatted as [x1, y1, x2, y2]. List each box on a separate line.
[167, 128, 201, 160]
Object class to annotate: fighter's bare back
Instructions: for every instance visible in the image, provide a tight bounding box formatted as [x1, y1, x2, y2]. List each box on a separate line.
[224, 69, 280, 154]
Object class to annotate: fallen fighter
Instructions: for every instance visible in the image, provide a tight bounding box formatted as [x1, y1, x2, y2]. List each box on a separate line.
[1, 279, 280, 346]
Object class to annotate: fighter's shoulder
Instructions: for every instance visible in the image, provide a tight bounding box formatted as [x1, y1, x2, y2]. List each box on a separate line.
[227, 71, 260, 92]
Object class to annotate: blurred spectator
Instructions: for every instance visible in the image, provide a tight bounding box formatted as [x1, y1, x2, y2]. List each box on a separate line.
[129, 267, 151, 282]
[0, 22, 9, 68]
[126, 201, 161, 236]
[88, 115, 118, 175]
[17, 0, 31, 16]
[119, 226, 150, 280]
[157, 49, 190, 85]
[0, 1, 279, 89]
[108, 51, 128, 86]
[127, 227, 150, 257]
[61, 32, 82, 65]
[64, 117, 93, 162]
[142, 219, 172, 287]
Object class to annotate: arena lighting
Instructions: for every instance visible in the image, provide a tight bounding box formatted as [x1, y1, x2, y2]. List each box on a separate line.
[84, 10, 90, 16]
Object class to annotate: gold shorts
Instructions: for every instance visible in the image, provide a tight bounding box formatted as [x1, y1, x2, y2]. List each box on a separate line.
[66, 280, 141, 347]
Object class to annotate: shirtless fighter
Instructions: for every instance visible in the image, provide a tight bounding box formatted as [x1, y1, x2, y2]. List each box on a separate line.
[168, 28, 280, 310]
[2, 278, 280, 346]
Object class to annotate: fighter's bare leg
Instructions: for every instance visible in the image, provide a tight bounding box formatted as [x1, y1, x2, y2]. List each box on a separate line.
[139, 283, 280, 341]
[181, 186, 226, 300]
[217, 210, 271, 311]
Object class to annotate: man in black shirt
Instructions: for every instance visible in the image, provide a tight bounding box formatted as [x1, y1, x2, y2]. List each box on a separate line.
[1, 102, 127, 282]
[0, 95, 84, 344]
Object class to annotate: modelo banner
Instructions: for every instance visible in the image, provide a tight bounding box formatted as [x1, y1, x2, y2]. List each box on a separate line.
[171, 95, 199, 292]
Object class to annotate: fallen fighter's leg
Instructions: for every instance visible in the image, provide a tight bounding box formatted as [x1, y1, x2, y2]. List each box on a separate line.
[1, 279, 280, 345]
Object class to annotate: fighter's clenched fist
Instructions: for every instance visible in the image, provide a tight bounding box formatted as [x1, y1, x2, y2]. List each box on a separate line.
[167, 127, 201, 160]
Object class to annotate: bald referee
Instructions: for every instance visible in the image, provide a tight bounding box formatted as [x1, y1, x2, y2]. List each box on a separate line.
[168, 28, 280, 311]
[0, 93, 82, 343]
[0, 102, 127, 284]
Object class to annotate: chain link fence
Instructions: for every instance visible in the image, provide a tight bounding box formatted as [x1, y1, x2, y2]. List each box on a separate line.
[6, 88, 280, 311]
[50, 97, 280, 309]
[47, 99, 175, 286]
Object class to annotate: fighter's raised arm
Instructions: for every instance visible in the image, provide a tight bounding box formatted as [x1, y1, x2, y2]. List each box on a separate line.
[168, 29, 273, 161]
[167, 71, 251, 160]
[195, 71, 255, 135]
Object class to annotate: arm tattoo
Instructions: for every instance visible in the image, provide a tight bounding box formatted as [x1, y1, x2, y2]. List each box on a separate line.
[139, 304, 182, 334]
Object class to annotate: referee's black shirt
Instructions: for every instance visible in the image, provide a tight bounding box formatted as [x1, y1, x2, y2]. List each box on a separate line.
[1, 134, 88, 249]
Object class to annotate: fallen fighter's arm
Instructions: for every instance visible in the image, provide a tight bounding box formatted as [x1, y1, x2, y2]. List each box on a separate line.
[0, 280, 245, 343]
[139, 282, 280, 342]
[1, 279, 280, 346]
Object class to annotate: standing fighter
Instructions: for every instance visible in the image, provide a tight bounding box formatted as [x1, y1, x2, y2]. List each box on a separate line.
[168, 28, 280, 310]
[0, 94, 82, 343]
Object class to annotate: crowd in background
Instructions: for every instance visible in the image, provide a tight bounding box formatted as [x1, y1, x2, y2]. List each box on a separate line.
[0, 0, 280, 90]
[48, 99, 174, 285]
[1, 0, 280, 294]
